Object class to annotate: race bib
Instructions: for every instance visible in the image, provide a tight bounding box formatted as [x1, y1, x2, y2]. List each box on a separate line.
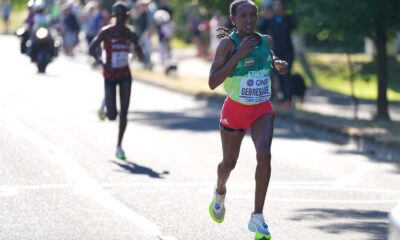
[112, 52, 129, 69]
[239, 76, 271, 103]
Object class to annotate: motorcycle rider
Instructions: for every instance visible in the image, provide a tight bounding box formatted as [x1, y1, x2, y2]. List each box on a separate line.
[32, 0, 50, 31]
[25, 0, 36, 29]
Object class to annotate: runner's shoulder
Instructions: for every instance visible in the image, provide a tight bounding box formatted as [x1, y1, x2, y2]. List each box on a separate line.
[217, 37, 235, 54]
[258, 33, 272, 46]
[101, 24, 114, 32]
[123, 25, 139, 40]
[99, 25, 114, 35]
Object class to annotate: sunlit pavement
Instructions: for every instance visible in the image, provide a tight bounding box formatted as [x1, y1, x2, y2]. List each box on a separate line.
[1, 35, 399, 240]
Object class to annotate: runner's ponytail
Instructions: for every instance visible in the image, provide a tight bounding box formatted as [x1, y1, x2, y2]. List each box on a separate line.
[216, 26, 237, 39]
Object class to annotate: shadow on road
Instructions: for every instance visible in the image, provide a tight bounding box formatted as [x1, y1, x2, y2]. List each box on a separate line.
[129, 109, 219, 132]
[289, 208, 388, 240]
[111, 160, 170, 179]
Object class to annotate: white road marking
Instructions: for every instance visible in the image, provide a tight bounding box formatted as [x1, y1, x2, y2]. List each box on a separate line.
[1, 106, 177, 240]
[2, 181, 400, 205]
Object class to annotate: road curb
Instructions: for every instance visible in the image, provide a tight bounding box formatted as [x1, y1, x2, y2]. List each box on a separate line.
[275, 109, 400, 162]
[389, 203, 400, 240]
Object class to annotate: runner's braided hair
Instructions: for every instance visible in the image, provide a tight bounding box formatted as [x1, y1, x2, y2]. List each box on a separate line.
[216, 0, 258, 39]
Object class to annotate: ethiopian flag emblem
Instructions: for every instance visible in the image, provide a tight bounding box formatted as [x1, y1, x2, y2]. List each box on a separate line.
[245, 57, 255, 66]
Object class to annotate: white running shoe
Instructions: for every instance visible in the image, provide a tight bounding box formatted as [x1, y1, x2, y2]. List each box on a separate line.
[97, 100, 106, 121]
[248, 213, 271, 237]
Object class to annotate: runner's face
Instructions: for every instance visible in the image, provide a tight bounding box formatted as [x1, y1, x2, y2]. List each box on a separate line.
[272, 1, 284, 15]
[231, 3, 258, 35]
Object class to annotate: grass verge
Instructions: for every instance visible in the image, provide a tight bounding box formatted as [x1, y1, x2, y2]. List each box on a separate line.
[1, 10, 26, 34]
[303, 53, 400, 102]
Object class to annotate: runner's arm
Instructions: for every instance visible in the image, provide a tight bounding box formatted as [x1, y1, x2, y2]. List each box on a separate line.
[89, 28, 107, 65]
[266, 35, 288, 75]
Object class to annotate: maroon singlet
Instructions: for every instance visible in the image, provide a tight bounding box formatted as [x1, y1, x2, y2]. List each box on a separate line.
[103, 27, 132, 80]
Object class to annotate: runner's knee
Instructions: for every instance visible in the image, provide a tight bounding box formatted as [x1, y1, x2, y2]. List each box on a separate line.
[256, 150, 271, 165]
[220, 159, 237, 171]
[107, 111, 118, 120]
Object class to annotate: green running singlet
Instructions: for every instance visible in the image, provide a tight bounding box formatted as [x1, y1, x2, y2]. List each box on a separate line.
[223, 31, 273, 105]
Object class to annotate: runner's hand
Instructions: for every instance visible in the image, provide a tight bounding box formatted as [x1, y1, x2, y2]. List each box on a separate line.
[102, 62, 112, 72]
[274, 60, 288, 75]
[236, 36, 258, 59]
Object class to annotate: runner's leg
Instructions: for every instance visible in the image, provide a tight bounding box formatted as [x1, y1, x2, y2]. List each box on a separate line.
[217, 128, 245, 195]
[117, 80, 132, 147]
[105, 83, 118, 121]
[250, 114, 274, 213]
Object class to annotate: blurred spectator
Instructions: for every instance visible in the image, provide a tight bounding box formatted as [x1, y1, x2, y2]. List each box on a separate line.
[198, 17, 210, 58]
[258, 2, 276, 100]
[83, 1, 99, 47]
[1, 0, 11, 33]
[188, 8, 210, 58]
[186, 8, 202, 57]
[209, 14, 228, 58]
[94, 3, 110, 30]
[154, 8, 174, 66]
[259, 0, 296, 107]
[136, 0, 153, 69]
[209, 15, 219, 57]
[258, 1, 273, 31]
[157, 0, 173, 18]
[121, 0, 134, 8]
[50, 0, 62, 23]
[90, 2, 109, 64]
[61, 4, 81, 55]
[155, 0, 174, 64]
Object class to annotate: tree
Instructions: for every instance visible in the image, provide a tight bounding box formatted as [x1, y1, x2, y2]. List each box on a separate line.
[11, 0, 27, 10]
[295, 0, 400, 121]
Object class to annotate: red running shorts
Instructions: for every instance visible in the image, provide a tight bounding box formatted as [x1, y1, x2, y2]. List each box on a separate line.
[220, 97, 275, 131]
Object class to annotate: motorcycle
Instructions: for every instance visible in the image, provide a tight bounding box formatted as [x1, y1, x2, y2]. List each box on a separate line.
[28, 27, 59, 73]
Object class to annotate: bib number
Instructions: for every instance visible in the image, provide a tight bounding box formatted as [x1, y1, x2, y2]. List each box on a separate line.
[112, 52, 129, 69]
[239, 76, 271, 103]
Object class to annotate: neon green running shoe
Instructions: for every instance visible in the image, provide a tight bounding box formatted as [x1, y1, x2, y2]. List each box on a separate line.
[209, 188, 226, 223]
[255, 232, 271, 240]
[116, 147, 126, 161]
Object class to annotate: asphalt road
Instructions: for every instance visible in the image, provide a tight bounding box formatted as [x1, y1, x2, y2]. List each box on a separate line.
[1, 35, 399, 240]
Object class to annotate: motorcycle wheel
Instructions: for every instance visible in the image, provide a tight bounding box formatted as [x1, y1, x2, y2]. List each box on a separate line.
[37, 52, 48, 74]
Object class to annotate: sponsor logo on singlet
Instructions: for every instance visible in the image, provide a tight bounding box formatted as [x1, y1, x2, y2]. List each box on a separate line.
[239, 70, 271, 103]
